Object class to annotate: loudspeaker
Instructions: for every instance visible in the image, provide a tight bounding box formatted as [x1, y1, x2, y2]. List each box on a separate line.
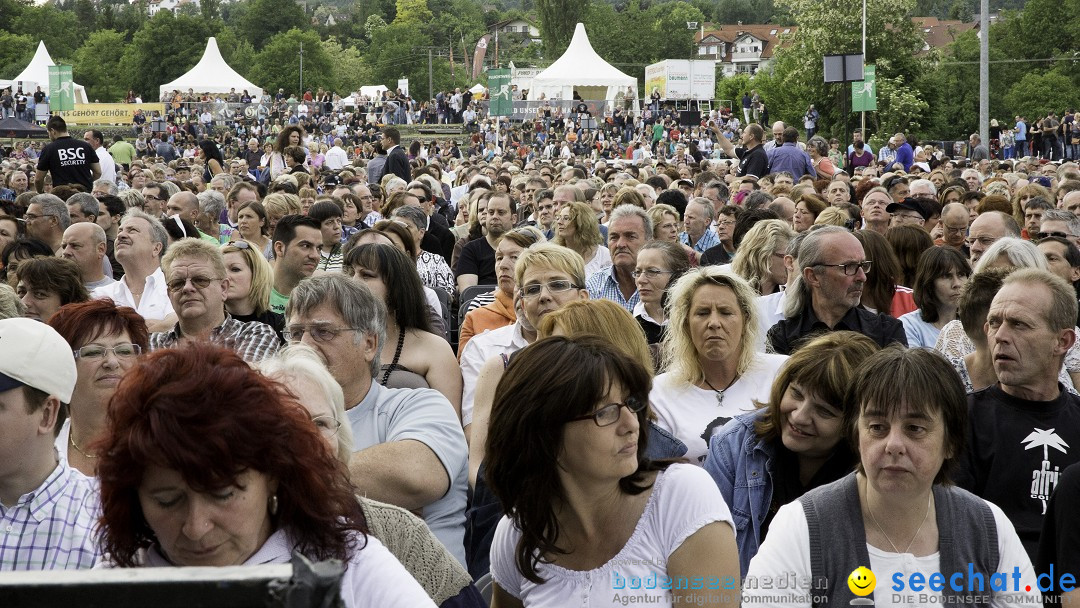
[679, 111, 701, 127]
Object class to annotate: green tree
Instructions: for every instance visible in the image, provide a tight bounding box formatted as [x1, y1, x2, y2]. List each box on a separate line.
[74, 29, 128, 102]
[251, 28, 334, 96]
[1003, 70, 1080, 126]
[10, 5, 82, 61]
[365, 21, 433, 92]
[322, 36, 372, 92]
[240, 0, 310, 50]
[763, 0, 926, 139]
[118, 11, 214, 99]
[394, 0, 432, 24]
[646, 1, 706, 61]
[201, 0, 221, 21]
[0, 32, 35, 80]
[537, 0, 590, 57]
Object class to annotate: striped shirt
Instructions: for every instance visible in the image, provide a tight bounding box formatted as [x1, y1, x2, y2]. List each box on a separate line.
[585, 266, 640, 313]
[149, 314, 281, 363]
[0, 459, 101, 570]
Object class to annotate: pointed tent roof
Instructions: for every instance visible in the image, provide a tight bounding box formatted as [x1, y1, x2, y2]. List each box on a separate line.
[527, 23, 637, 101]
[2, 41, 89, 104]
[159, 38, 263, 100]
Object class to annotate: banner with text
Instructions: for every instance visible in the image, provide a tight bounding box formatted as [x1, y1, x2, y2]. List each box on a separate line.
[61, 103, 167, 125]
[851, 64, 877, 112]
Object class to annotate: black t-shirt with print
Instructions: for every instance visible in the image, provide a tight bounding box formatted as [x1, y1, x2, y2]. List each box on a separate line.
[36, 136, 98, 190]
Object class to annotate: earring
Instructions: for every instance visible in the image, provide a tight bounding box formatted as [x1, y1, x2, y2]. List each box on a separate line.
[268, 494, 279, 516]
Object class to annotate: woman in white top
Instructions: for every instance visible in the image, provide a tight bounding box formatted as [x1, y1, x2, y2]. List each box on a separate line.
[553, 201, 611, 276]
[632, 240, 691, 346]
[899, 246, 970, 348]
[744, 347, 1040, 608]
[487, 335, 740, 607]
[650, 268, 788, 464]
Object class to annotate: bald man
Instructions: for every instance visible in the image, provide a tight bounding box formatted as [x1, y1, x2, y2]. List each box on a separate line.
[166, 191, 217, 243]
[763, 121, 786, 153]
[61, 222, 115, 290]
[939, 203, 970, 253]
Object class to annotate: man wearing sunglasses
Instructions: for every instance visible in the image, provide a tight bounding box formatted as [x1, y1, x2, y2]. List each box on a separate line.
[148, 239, 279, 363]
[766, 226, 907, 355]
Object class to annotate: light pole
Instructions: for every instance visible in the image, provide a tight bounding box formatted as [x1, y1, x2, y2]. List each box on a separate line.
[298, 41, 304, 96]
[861, 0, 866, 138]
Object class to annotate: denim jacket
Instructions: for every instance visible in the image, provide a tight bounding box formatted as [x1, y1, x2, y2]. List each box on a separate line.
[703, 410, 775, 576]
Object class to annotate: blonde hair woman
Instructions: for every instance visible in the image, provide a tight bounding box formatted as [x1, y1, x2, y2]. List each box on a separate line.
[650, 268, 789, 463]
[553, 201, 610, 276]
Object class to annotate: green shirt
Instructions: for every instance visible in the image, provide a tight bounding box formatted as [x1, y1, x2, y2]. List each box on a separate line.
[108, 141, 136, 166]
[198, 230, 219, 244]
[652, 122, 664, 142]
[270, 287, 289, 315]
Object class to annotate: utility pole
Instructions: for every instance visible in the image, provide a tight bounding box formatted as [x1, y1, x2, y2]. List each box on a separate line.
[299, 41, 304, 95]
[428, 48, 434, 102]
[416, 46, 450, 100]
[979, 0, 989, 153]
[861, 0, 866, 138]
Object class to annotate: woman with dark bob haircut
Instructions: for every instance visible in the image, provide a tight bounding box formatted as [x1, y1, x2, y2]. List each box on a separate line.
[15, 256, 89, 322]
[485, 335, 739, 607]
[744, 347, 1039, 606]
[343, 243, 462, 416]
[95, 343, 435, 607]
[705, 331, 878, 574]
[899, 246, 971, 348]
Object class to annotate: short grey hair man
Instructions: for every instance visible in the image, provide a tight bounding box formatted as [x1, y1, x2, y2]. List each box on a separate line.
[122, 208, 169, 259]
[66, 192, 99, 223]
[286, 275, 387, 379]
[30, 193, 71, 230]
[608, 202, 653, 237]
[92, 178, 118, 197]
[909, 178, 937, 198]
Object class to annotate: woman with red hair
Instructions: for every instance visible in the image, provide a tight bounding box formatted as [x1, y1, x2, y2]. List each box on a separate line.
[49, 298, 148, 476]
[95, 343, 435, 607]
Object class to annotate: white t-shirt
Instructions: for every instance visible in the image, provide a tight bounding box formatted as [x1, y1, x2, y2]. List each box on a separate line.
[650, 353, 788, 464]
[490, 464, 736, 607]
[744, 497, 1041, 608]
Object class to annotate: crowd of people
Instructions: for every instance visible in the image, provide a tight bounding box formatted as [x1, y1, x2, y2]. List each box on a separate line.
[4, 99, 1080, 607]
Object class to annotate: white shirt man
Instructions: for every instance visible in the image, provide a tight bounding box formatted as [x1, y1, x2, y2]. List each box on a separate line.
[92, 210, 176, 332]
[324, 138, 349, 170]
[84, 130, 116, 185]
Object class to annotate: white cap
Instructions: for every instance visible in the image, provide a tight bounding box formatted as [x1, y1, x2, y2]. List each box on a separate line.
[0, 318, 76, 403]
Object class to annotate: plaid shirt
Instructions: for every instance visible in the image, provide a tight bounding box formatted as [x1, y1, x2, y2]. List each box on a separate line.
[0, 459, 101, 570]
[585, 266, 639, 313]
[149, 314, 281, 363]
[680, 229, 721, 254]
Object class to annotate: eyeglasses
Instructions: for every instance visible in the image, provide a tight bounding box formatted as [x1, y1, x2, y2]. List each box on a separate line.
[283, 325, 360, 343]
[144, 194, 165, 202]
[717, 220, 736, 227]
[74, 343, 142, 359]
[312, 415, 343, 438]
[520, 279, 580, 299]
[567, 397, 647, 427]
[631, 268, 674, 279]
[166, 275, 220, 292]
[20, 213, 46, 222]
[817, 261, 873, 276]
[943, 224, 967, 235]
[1037, 231, 1073, 241]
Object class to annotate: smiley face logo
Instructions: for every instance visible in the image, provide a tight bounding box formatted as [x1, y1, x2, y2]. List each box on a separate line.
[847, 566, 876, 596]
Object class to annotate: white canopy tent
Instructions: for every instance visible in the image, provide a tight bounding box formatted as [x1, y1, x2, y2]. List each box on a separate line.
[469, 83, 486, 95]
[527, 23, 637, 102]
[158, 37, 263, 100]
[0, 41, 89, 104]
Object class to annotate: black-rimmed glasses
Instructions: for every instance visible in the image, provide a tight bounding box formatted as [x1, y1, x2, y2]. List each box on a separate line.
[817, 261, 872, 276]
[567, 398, 646, 427]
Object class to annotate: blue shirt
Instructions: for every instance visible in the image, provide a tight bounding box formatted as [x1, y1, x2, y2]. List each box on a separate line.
[680, 228, 721, 254]
[585, 266, 639, 312]
[767, 142, 816, 179]
[1015, 121, 1027, 141]
[894, 142, 914, 172]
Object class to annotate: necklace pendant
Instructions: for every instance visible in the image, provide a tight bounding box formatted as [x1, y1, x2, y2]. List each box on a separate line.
[715, 391, 724, 406]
